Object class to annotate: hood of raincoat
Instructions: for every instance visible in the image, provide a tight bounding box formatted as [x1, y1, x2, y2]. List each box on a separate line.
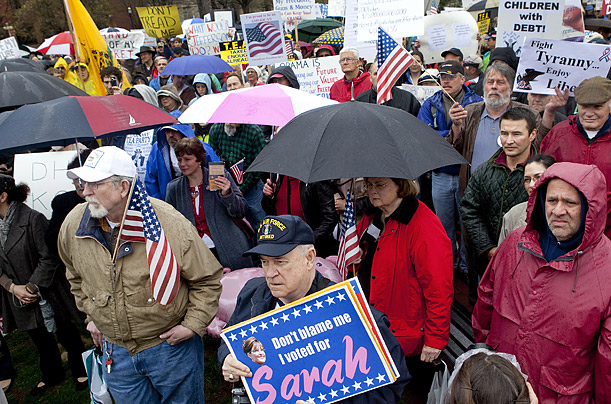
[266, 65, 300, 89]
[157, 84, 184, 111]
[193, 73, 213, 96]
[131, 84, 159, 107]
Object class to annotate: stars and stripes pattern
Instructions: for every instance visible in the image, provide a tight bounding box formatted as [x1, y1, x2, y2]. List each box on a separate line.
[229, 158, 245, 185]
[285, 39, 294, 58]
[245, 22, 284, 57]
[429, 0, 438, 14]
[377, 27, 414, 105]
[337, 191, 359, 279]
[120, 178, 179, 305]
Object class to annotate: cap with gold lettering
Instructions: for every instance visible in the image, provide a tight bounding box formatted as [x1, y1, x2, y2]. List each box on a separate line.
[244, 215, 315, 257]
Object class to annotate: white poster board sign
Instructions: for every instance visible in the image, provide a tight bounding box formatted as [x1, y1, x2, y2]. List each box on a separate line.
[0, 37, 20, 60]
[419, 11, 478, 64]
[328, 0, 346, 17]
[275, 55, 345, 98]
[102, 31, 145, 60]
[241, 11, 287, 66]
[400, 84, 443, 105]
[497, 0, 565, 56]
[357, 0, 424, 41]
[130, 29, 157, 47]
[187, 21, 233, 56]
[514, 37, 611, 95]
[212, 9, 235, 27]
[14, 151, 77, 219]
[561, 0, 585, 42]
[344, 0, 377, 60]
[274, 0, 315, 22]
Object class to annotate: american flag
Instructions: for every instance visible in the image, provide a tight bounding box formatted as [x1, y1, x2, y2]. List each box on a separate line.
[337, 191, 359, 280]
[245, 22, 284, 57]
[285, 39, 294, 58]
[120, 178, 179, 305]
[377, 27, 414, 105]
[229, 158, 245, 185]
[429, 0, 438, 14]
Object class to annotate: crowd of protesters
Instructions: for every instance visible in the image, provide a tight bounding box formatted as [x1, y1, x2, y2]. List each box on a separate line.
[1, 8, 611, 404]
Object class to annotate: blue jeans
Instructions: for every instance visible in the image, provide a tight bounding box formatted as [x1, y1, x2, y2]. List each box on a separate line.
[431, 172, 468, 273]
[102, 336, 204, 404]
[244, 179, 265, 229]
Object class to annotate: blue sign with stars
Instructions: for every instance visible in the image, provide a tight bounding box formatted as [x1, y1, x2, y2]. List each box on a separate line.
[221, 278, 400, 404]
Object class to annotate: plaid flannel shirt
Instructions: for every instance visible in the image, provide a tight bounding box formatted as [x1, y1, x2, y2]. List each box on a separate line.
[209, 123, 266, 193]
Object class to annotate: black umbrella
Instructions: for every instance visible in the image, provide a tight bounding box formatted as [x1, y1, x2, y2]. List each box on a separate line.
[0, 58, 45, 73]
[247, 101, 468, 182]
[0, 71, 87, 111]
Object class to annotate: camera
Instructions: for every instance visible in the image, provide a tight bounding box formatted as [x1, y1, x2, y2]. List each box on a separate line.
[110, 77, 118, 87]
[231, 387, 250, 404]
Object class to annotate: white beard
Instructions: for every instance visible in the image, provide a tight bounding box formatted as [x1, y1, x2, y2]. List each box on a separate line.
[86, 196, 109, 218]
[484, 90, 511, 109]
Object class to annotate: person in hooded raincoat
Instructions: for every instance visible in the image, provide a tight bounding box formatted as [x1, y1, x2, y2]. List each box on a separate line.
[53, 57, 78, 86]
[473, 162, 611, 404]
[72, 63, 98, 96]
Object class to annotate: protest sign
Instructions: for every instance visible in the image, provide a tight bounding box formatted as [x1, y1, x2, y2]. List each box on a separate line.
[328, 0, 346, 17]
[275, 55, 344, 98]
[344, 0, 376, 60]
[241, 11, 287, 66]
[0, 37, 19, 60]
[101, 31, 145, 59]
[514, 37, 611, 95]
[131, 29, 157, 47]
[316, 4, 329, 18]
[14, 151, 76, 219]
[419, 11, 478, 64]
[136, 5, 182, 38]
[220, 40, 248, 65]
[477, 11, 491, 35]
[187, 21, 233, 56]
[212, 9, 235, 27]
[357, 0, 424, 41]
[604, 0, 611, 13]
[400, 84, 443, 105]
[274, 0, 315, 22]
[123, 130, 154, 184]
[497, 0, 565, 56]
[221, 278, 400, 404]
[561, 0, 585, 41]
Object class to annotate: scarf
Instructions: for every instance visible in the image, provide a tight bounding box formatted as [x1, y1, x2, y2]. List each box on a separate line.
[0, 202, 17, 248]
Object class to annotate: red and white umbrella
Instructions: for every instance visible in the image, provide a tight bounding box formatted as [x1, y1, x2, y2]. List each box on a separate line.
[35, 31, 73, 55]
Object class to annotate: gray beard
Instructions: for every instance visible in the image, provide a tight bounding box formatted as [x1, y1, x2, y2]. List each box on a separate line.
[86, 196, 109, 218]
[484, 91, 511, 109]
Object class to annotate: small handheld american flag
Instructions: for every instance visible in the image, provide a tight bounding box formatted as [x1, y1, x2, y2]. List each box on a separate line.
[377, 27, 414, 105]
[337, 191, 359, 280]
[229, 158, 245, 185]
[429, 0, 438, 15]
[120, 178, 179, 305]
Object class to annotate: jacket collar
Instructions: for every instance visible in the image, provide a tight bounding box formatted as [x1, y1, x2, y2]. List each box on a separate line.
[251, 271, 331, 314]
[576, 114, 611, 143]
[490, 146, 534, 170]
[75, 206, 134, 259]
[365, 196, 419, 226]
[1, 202, 28, 255]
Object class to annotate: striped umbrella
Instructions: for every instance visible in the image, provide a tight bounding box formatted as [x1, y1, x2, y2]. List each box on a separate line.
[312, 26, 344, 46]
[35, 31, 73, 55]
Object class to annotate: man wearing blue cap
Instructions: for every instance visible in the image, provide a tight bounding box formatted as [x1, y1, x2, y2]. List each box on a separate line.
[217, 215, 410, 403]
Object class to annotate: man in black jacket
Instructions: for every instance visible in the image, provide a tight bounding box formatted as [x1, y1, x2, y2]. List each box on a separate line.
[218, 215, 410, 403]
[355, 60, 420, 117]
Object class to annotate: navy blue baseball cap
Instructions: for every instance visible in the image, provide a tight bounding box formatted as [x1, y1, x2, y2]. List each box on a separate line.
[244, 215, 315, 257]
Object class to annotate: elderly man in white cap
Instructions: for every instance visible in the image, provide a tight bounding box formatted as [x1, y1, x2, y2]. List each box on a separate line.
[57, 146, 222, 404]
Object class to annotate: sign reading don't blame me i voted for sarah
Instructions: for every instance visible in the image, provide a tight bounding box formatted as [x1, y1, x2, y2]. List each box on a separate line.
[221, 278, 400, 404]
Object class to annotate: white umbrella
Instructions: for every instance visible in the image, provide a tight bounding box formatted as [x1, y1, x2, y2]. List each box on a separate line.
[179, 84, 338, 127]
[35, 31, 73, 55]
[99, 27, 130, 35]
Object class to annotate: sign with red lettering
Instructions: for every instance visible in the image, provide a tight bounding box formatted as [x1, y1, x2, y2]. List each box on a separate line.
[603, 0, 611, 14]
[274, 55, 345, 98]
[221, 278, 400, 404]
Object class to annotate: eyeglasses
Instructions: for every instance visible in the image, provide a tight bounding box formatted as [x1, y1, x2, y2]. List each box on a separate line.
[82, 180, 115, 190]
[365, 182, 390, 192]
[339, 57, 357, 64]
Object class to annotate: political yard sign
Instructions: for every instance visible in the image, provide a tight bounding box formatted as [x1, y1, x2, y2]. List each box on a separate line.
[515, 37, 611, 95]
[221, 278, 400, 404]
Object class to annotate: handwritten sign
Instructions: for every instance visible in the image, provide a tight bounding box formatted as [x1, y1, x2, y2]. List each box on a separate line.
[211, 9, 235, 27]
[275, 56, 345, 98]
[274, 0, 315, 22]
[477, 11, 490, 35]
[14, 151, 77, 219]
[136, 5, 182, 38]
[400, 84, 443, 105]
[0, 37, 19, 60]
[328, 0, 346, 17]
[514, 37, 611, 95]
[101, 31, 145, 60]
[344, 0, 377, 60]
[220, 40, 248, 65]
[420, 11, 478, 64]
[187, 21, 233, 56]
[497, 0, 565, 56]
[221, 278, 400, 404]
[357, 0, 424, 41]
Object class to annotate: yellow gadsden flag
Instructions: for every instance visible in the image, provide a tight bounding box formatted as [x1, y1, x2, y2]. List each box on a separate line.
[64, 0, 128, 95]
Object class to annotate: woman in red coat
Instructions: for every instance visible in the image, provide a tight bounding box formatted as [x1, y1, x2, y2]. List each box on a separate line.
[356, 177, 453, 395]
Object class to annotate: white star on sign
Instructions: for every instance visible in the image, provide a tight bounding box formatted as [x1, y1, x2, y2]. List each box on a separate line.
[259, 321, 268, 330]
[329, 389, 338, 398]
[249, 325, 258, 334]
[229, 333, 237, 341]
[303, 304, 312, 314]
[270, 317, 279, 326]
[336, 293, 346, 301]
[281, 313, 290, 322]
[376, 373, 386, 382]
[307, 397, 315, 403]
[365, 377, 374, 386]
[314, 300, 324, 309]
[341, 385, 350, 394]
[352, 381, 362, 391]
[292, 308, 301, 318]
[317, 392, 326, 402]
[325, 296, 335, 305]
[239, 329, 248, 338]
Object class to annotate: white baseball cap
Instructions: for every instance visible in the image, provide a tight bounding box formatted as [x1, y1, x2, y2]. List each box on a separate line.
[67, 146, 136, 182]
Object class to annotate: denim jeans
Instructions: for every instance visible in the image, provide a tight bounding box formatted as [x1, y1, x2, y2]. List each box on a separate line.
[243, 179, 265, 229]
[431, 172, 468, 273]
[102, 336, 204, 404]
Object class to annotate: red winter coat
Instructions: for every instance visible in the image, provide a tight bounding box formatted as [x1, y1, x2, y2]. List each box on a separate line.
[540, 115, 611, 238]
[356, 199, 453, 356]
[329, 71, 371, 103]
[473, 162, 611, 404]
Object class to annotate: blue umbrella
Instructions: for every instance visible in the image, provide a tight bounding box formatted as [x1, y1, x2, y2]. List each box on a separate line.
[160, 55, 233, 76]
